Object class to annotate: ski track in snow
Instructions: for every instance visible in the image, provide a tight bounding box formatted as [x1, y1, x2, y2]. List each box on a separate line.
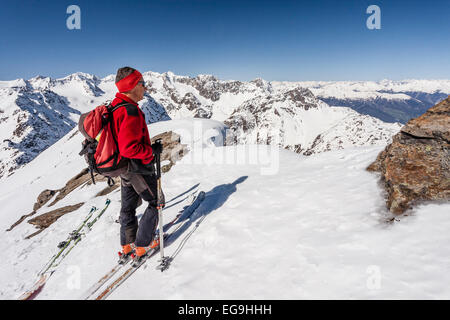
[0, 120, 449, 299]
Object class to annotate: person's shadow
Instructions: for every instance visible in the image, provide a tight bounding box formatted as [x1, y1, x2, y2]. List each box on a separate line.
[163, 183, 200, 211]
[164, 176, 248, 255]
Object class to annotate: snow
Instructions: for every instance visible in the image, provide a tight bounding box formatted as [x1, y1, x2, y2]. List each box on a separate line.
[273, 80, 450, 100]
[212, 92, 253, 121]
[0, 118, 449, 300]
[149, 118, 228, 148]
[0, 79, 27, 89]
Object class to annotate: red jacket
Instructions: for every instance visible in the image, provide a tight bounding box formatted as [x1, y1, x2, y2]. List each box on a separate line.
[111, 93, 154, 165]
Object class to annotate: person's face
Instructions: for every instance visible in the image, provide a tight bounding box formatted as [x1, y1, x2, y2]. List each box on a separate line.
[134, 78, 147, 101]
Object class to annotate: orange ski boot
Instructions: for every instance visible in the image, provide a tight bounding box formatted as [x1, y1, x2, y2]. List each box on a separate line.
[118, 243, 134, 264]
[132, 239, 160, 267]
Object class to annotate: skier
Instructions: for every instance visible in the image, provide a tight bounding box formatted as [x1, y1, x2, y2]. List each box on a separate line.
[110, 66, 164, 263]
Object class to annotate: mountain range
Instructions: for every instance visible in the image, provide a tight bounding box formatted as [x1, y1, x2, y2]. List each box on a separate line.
[273, 79, 450, 123]
[1, 71, 448, 180]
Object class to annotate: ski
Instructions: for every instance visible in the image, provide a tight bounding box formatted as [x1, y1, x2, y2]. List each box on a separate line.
[18, 199, 111, 300]
[18, 273, 50, 300]
[90, 191, 205, 300]
[39, 206, 98, 275]
[82, 211, 183, 300]
[82, 191, 202, 300]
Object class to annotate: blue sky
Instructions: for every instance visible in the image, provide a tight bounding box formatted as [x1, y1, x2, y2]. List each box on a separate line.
[0, 0, 448, 81]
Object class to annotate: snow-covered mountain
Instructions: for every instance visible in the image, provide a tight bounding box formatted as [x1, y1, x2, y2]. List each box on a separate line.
[223, 87, 400, 155]
[0, 79, 80, 179]
[273, 80, 450, 124]
[7, 71, 447, 180]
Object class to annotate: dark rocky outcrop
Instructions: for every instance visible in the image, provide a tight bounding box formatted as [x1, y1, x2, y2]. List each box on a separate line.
[27, 202, 85, 231]
[151, 131, 188, 173]
[367, 96, 450, 214]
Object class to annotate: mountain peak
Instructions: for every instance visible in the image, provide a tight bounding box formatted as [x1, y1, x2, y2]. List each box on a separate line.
[60, 72, 97, 82]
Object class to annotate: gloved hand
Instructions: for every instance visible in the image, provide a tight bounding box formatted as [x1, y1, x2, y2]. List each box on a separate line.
[151, 140, 163, 156]
[157, 189, 165, 209]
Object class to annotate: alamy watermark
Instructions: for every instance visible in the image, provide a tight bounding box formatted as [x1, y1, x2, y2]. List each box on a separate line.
[66, 265, 81, 290]
[66, 5, 81, 30]
[366, 5, 381, 30]
[165, 121, 280, 176]
[366, 265, 382, 290]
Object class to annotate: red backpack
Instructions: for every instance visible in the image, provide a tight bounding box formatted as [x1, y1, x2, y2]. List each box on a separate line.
[78, 101, 130, 186]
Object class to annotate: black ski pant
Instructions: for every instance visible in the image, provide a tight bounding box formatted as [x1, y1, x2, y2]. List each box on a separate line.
[119, 172, 159, 247]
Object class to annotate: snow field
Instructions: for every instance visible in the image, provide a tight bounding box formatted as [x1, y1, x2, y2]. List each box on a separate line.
[0, 119, 449, 299]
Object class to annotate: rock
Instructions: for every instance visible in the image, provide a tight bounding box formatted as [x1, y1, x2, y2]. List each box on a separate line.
[6, 171, 91, 232]
[95, 182, 120, 197]
[151, 131, 188, 173]
[49, 168, 94, 206]
[367, 96, 450, 214]
[5, 211, 35, 232]
[27, 202, 85, 238]
[34, 189, 57, 211]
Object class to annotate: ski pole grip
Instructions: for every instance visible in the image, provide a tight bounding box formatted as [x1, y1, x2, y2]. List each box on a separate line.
[154, 138, 162, 179]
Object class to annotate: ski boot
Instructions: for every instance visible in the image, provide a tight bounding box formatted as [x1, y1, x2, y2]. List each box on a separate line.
[131, 239, 160, 267]
[117, 243, 135, 264]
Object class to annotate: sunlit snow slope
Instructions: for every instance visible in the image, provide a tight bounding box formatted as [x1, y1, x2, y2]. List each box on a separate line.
[0, 118, 449, 299]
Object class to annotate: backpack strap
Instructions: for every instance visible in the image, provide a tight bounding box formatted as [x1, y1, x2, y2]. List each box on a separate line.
[104, 101, 136, 168]
[108, 101, 134, 113]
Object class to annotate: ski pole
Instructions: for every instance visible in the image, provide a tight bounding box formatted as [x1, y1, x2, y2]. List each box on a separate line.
[155, 142, 164, 259]
[155, 139, 170, 271]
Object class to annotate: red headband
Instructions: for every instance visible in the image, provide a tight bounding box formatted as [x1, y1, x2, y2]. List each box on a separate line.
[115, 70, 143, 93]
